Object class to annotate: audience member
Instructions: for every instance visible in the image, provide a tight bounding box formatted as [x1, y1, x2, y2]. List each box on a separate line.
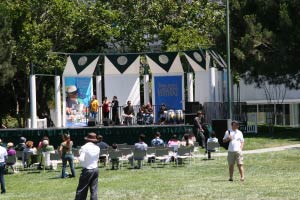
[207, 131, 218, 143]
[96, 135, 109, 150]
[22, 141, 37, 167]
[59, 134, 75, 178]
[167, 134, 180, 150]
[6, 142, 16, 173]
[15, 137, 27, 152]
[180, 134, 194, 147]
[75, 133, 100, 200]
[41, 140, 55, 168]
[0, 138, 7, 194]
[151, 132, 164, 147]
[110, 143, 119, 170]
[111, 96, 120, 125]
[129, 134, 148, 169]
[123, 100, 135, 125]
[96, 135, 109, 166]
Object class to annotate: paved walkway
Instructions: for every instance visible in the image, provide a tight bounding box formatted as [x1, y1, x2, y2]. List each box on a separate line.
[195, 144, 300, 158]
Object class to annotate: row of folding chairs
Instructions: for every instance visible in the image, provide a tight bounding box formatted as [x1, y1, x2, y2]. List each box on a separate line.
[98, 146, 196, 169]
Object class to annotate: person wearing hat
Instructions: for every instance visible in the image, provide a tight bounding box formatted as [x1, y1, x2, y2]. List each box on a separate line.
[193, 111, 206, 148]
[66, 85, 79, 115]
[0, 138, 7, 194]
[75, 133, 100, 200]
[223, 120, 245, 182]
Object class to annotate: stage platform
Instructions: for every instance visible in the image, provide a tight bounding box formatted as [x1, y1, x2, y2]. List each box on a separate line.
[0, 124, 193, 148]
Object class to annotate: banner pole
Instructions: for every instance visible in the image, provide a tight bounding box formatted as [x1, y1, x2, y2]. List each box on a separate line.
[55, 76, 62, 127]
[30, 75, 37, 128]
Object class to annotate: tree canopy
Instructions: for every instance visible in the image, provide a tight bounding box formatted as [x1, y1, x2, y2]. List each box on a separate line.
[215, 0, 300, 89]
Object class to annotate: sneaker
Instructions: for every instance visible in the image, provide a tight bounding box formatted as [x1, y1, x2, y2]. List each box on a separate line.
[228, 178, 233, 182]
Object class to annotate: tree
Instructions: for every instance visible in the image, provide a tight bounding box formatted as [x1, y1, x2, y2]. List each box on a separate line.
[215, 0, 300, 89]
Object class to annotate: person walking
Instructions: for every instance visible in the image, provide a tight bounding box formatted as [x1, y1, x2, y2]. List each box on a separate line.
[58, 134, 75, 178]
[223, 120, 245, 182]
[75, 133, 100, 200]
[0, 139, 7, 194]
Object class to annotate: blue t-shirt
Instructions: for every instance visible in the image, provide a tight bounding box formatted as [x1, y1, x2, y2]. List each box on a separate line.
[151, 138, 164, 147]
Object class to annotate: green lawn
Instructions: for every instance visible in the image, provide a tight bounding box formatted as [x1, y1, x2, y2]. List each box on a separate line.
[243, 125, 300, 150]
[2, 149, 300, 200]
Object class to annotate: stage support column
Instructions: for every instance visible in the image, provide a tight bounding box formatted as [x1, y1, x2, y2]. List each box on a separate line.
[96, 75, 102, 123]
[55, 76, 62, 127]
[144, 74, 149, 104]
[30, 75, 37, 128]
[187, 72, 194, 102]
[209, 65, 216, 102]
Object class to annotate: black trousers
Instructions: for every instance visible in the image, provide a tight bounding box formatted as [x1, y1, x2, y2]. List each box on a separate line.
[75, 168, 99, 200]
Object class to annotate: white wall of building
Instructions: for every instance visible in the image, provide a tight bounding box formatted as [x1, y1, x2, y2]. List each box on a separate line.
[236, 79, 300, 104]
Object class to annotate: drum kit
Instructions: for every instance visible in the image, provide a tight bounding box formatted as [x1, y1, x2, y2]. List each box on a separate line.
[166, 109, 183, 124]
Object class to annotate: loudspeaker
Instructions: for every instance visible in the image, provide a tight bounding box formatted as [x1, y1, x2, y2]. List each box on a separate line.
[88, 118, 96, 127]
[185, 102, 202, 114]
[185, 114, 196, 125]
[211, 119, 232, 149]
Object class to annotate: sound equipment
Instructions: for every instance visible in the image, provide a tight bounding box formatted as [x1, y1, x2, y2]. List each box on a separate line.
[185, 114, 196, 125]
[185, 102, 202, 114]
[211, 119, 232, 149]
[87, 118, 96, 127]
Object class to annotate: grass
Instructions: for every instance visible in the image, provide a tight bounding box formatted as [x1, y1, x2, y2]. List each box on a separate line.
[243, 125, 300, 150]
[2, 148, 300, 200]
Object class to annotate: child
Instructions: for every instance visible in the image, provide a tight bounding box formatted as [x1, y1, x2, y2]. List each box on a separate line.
[111, 143, 119, 170]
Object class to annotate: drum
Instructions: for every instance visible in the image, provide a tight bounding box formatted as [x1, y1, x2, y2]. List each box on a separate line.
[175, 110, 183, 123]
[167, 110, 175, 123]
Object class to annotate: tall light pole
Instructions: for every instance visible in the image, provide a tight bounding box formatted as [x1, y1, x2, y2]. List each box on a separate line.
[226, 0, 233, 119]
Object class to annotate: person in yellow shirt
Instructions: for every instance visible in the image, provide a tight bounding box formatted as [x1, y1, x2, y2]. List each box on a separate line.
[89, 95, 99, 120]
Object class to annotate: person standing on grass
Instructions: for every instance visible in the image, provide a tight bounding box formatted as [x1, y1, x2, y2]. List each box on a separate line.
[223, 120, 245, 182]
[0, 139, 7, 194]
[59, 134, 75, 178]
[75, 133, 100, 200]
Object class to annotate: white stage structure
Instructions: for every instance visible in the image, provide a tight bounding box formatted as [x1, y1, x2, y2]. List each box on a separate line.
[104, 55, 140, 106]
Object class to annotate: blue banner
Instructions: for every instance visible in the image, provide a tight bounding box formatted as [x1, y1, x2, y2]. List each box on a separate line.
[65, 77, 92, 127]
[154, 75, 183, 123]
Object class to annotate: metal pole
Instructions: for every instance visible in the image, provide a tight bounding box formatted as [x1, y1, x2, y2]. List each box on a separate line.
[55, 76, 62, 127]
[226, 0, 233, 119]
[30, 75, 37, 128]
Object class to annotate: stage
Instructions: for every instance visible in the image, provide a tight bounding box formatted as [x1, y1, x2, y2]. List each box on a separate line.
[0, 124, 193, 148]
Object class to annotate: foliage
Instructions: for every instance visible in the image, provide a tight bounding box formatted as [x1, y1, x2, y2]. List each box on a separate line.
[215, 0, 300, 89]
[0, 2, 15, 86]
[0, 0, 224, 127]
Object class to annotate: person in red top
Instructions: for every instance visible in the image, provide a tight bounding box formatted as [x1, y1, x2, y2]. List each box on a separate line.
[102, 97, 110, 119]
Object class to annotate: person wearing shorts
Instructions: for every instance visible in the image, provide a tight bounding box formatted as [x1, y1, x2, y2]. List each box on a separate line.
[223, 121, 245, 182]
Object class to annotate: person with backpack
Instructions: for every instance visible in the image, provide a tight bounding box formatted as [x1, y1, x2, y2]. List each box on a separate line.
[223, 120, 245, 182]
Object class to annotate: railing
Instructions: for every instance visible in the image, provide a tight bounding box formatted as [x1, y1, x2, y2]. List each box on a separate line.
[93, 104, 184, 126]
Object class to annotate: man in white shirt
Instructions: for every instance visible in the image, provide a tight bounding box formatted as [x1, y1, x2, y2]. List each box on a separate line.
[223, 121, 245, 182]
[0, 139, 8, 194]
[75, 133, 100, 200]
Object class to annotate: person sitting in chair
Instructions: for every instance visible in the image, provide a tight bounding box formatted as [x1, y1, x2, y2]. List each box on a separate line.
[123, 101, 135, 125]
[128, 134, 148, 169]
[6, 143, 16, 173]
[143, 103, 153, 125]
